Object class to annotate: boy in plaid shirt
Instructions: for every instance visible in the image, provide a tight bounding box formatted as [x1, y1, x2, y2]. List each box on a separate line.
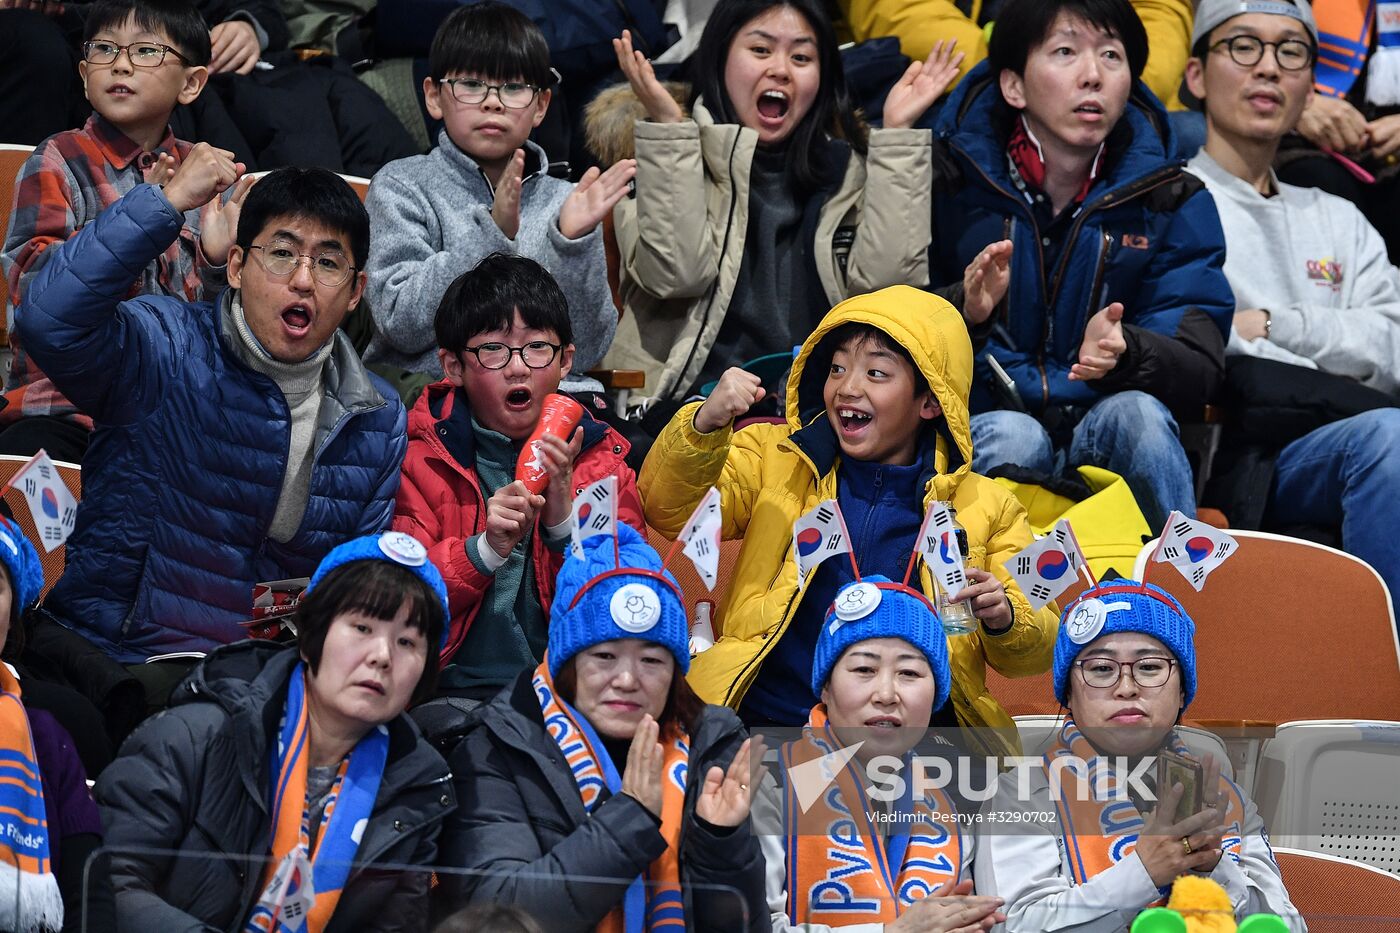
[0, 0, 245, 463]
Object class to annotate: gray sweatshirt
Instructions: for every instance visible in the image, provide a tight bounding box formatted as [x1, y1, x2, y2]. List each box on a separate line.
[364, 133, 616, 392]
[1187, 149, 1400, 395]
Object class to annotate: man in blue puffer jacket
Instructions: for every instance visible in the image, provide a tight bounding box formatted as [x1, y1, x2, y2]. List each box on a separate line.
[15, 157, 407, 664]
[927, 0, 1234, 530]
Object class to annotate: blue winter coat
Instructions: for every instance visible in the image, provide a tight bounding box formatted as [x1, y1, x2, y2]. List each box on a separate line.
[928, 61, 1234, 417]
[15, 184, 407, 662]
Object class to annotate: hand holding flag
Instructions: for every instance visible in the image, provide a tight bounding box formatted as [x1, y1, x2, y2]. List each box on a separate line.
[793, 499, 854, 589]
[1152, 511, 1238, 591]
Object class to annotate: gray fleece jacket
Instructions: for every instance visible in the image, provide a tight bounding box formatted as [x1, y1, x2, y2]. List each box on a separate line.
[364, 133, 615, 392]
[1187, 149, 1400, 395]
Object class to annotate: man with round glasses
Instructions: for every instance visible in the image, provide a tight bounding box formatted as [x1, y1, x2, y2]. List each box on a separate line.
[1183, 0, 1400, 614]
[14, 165, 408, 686]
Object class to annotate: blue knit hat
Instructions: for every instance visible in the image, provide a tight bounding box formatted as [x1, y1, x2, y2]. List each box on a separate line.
[548, 522, 690, 677]
[0, 519, 43, 618]
[810, 575, 953, 713]
[305, 532, 451, 652]
[1053, 579, 1197, 708]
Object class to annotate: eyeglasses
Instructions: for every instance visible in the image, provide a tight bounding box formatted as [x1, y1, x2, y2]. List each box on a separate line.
[438, 78, 540, 109]
[82, 40, 190, 68]
[460, 341, 561, 370]
[1211, 35, 1315, 72]
[1074, 657, 1177, 689]
[247, 242, 356, 288]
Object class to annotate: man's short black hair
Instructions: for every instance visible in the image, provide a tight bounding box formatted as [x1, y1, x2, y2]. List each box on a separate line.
[823, 322, 930, 397]
[989, 0, 1149, 80]
[429, 0, 553, 87]
[235, 168, 370, 269]
[85, 0, 212, 67]
[434, 252, 573, 355]
[297, 560, 443, 706]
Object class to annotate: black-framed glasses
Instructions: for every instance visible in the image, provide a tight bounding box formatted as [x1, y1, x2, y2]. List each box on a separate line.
[438, 78, 540, 109]
[247, 242, 356, 288]
[1211, 35, 1315, 72]
[82, 40, 190, 68]
[1075, 657, 1177, 689]
[461, 341, 561, 370]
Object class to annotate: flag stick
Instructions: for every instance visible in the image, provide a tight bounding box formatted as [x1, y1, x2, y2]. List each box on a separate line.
[1142, 510, 1181, 585]
[1064, 522, 1099, 588]
[901, 546, 921, 588]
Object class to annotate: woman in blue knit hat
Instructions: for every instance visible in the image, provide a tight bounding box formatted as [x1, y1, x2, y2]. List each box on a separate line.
[97, 531, 455, 933]
[440, 522, 768, 932]
[756, 575, 1006, 932]
[974, 579, 1303, 932]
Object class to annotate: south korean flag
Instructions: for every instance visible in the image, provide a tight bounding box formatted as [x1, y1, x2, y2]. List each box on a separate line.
[1154, 510, 1238, 592]
[1003, 526, 1080, 611]
[792, 499, 853, 589]
[570, 475, 618, 558]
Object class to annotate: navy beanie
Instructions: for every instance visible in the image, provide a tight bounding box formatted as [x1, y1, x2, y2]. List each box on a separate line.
[810, 575, 952, 713]
[1053, 579, 1197, 707]
[548, 523, 690, 677]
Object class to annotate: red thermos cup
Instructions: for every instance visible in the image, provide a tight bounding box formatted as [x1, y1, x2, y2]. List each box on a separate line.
[515, 393, 585, 494]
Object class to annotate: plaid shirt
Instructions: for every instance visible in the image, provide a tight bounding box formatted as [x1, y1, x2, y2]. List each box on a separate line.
[1, 115, 225, 427]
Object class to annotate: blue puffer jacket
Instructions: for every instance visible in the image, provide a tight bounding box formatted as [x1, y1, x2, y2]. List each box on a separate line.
[16, 184, 406, 662]
[929, 60, 1233, 417]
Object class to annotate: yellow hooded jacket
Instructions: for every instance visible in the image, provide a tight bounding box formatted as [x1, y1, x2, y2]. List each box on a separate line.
[640, 286, 1058, 757]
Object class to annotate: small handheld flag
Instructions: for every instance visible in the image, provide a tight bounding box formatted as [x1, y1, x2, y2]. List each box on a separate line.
[1152, 511, 1238, 592]
[4, 450, 77, 552]
[916, 501, 967, 597]
[1004, 523, 1081, 611]
[570, 475, 618, 559]
[675, 487, 723, 591]
[793, 499, 855, 589]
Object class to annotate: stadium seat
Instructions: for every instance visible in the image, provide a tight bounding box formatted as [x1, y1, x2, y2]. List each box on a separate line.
[1, 143, 37, 346]
[1254, 720, 1400, 876]
[646, 524, 741, 644]
[1132, 531, 1400, 724]
[0, 452, 81, 599]
[1272, 847, 1400, 929]
[982, 578, 1088, 718]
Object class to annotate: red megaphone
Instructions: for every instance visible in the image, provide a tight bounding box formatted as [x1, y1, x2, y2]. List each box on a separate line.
[515, 393, 585, 494]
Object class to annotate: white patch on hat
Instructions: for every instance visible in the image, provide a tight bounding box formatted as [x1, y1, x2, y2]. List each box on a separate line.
[611, 583, 662, 633]
[378, 532, 427, 567]
[834, 582, 882, 623]
[1066, 598, 1134, 644]
[0, 530, 16, 557]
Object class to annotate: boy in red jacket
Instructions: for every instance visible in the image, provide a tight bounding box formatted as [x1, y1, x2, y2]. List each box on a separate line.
[393, 253, 642, 700]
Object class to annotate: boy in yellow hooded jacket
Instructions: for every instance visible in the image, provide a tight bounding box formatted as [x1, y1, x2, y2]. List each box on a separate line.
[640, 285, 1056, 758]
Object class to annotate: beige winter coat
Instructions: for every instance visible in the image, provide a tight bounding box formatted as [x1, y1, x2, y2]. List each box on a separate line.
[601, 98, 933, 403]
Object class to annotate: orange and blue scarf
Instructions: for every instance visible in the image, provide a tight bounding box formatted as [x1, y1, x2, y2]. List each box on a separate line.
[778, 705, 964, 925]
[533, 661, 689, 932]
[1314, 0, 1375, 99]
[245, 663, 388, 933]
[1045, 717, 1245, 900]
[0, 664, 63, 933]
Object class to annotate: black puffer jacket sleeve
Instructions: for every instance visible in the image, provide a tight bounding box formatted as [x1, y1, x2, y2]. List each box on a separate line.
[443, 726, 668, 929]
[1094, 308, 1227, 413]
[94, 707, 222, 933]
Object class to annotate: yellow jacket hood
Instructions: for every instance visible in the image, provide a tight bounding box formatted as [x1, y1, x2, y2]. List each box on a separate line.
[787, 285, 975, 479]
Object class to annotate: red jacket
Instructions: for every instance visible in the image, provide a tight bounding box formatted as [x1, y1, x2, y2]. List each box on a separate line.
[393, 381, 644, 662]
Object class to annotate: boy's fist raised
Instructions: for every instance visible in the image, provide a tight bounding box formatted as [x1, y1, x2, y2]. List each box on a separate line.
[694, 367, 765, 434]
[162, 143, 244, 213]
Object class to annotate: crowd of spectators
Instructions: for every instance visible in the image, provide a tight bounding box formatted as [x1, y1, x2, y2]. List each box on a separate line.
[0, 0, 1392, 929]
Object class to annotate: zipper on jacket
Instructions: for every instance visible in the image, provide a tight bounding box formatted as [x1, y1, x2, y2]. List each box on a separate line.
[1086, 230, 1113, 334]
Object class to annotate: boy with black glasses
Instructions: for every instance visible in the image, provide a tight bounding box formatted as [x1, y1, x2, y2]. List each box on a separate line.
[393, 252, 643, 701]
[365, 0, 635, 400]
[1, 0, 238, 464]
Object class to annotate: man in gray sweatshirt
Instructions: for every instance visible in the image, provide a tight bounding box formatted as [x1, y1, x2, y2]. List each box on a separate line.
[1182, 0, 1400, 605]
